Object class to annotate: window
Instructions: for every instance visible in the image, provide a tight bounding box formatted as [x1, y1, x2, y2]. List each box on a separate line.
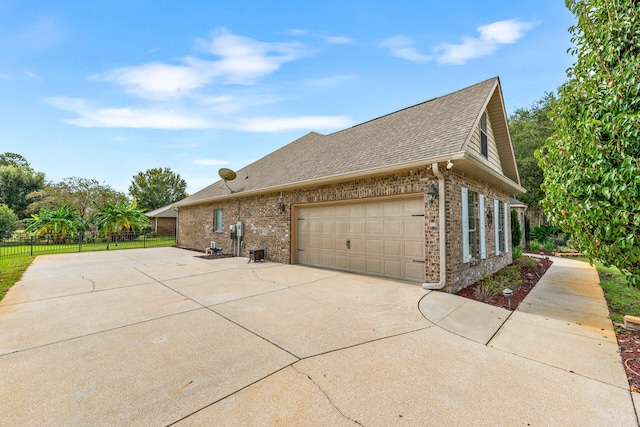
[494, 200, 508, 254]
[213, 209, 223, 232]
[480, 112, 488, 158]
[462, 187, 481, 262]
[498, 208, 505, 253]
[467, 190, 477, 259]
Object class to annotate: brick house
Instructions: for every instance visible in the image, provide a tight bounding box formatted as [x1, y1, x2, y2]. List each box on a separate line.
[145, 204, 177, 236]
[173, 77, 524, 293]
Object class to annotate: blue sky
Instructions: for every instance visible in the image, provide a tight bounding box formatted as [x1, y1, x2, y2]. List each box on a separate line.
[0, 0, 575, 195]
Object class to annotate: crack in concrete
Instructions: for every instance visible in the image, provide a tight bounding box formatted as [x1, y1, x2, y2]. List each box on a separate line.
[291, 365, 365, 426]
[80, 275, 96, 292]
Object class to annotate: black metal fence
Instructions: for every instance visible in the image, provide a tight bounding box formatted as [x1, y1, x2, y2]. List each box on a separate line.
[0, 230, 176, 259]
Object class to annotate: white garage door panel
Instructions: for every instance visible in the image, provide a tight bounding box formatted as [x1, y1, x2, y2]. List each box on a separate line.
[296, 197, 425, 282]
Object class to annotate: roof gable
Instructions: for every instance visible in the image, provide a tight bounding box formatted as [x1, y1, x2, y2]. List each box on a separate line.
[176, 77, 521, 207]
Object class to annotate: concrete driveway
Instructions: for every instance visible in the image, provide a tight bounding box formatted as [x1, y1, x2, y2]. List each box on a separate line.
[1, 247, 637, 426]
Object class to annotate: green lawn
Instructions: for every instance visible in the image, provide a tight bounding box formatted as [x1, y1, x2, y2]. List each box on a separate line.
[595, 262, 640, 324]
[0, 256, 35, 301]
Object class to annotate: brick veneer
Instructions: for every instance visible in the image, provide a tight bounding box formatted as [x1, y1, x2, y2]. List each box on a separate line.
[177, 166, 512, 292]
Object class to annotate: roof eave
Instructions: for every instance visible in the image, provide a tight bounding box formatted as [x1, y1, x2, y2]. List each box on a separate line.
[458, 152, 526, 195]
[173, 153, 466, 208]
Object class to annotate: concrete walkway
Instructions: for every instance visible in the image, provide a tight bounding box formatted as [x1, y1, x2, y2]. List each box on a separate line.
[1, 249, 638, 426]
[420, 255, 639, 422]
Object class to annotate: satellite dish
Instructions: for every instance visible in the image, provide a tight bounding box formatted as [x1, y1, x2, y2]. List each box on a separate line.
[218, 168, 237, 193]
[218, 168, 237, 181]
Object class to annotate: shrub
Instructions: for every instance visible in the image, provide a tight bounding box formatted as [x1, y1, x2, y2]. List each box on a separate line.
[511, 210, 522, 248]
[473, 282, 501, 302]
[512, 246, 524, 260]
[530, 226, 559, 242]
[528, 240, 542, 252]
[517, 256, 538, 269]
[494, 265, 521, 289]
[543, 240, 557, 252]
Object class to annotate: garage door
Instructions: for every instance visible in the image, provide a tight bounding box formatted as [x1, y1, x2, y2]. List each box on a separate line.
[296, 197, 425, 282]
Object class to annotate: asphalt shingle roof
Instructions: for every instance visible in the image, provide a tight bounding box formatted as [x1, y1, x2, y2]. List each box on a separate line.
[176, 77, 499, 206]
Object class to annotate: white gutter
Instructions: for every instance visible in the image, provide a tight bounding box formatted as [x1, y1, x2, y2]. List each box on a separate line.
[423, 162, 447, 290]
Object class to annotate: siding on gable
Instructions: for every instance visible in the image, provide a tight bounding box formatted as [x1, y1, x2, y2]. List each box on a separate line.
[468, 111, 503, 174]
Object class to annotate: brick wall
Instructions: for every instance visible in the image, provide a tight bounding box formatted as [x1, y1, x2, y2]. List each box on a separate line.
[444, 169, 513, 293]
[177, 166, 513, 292]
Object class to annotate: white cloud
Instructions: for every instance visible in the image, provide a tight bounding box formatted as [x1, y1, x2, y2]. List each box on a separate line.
[324, 36, 353, 45]
[0, 74, 11, 80]
[44, 97, 212, 129]
[237, 115, 352, 132]
[24, 70, 42, 80]
[44, 97, 351, 132]
[197, 28, 308, 84]
[96, 28, 309, 100]
[379, 36, 431, 62]
[287, 29, 308, 35]
[307, 75, 356, 87]
[194, 159, 230, 166]
[94, 60, 216, 100]
[436, 19, 537, 65]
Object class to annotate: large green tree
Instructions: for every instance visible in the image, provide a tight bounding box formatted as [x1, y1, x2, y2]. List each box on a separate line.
[0, 154, 46, 218]
[509, 93, 557, 210]
[537, 0, 640, 285]
[0, 204, 18, 240]
[27, 177, 127, 219]
[0, 152, 30, 168]
[129, 168, 187, 211]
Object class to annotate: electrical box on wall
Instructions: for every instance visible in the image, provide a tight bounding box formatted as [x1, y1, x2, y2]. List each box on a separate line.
[236, 221, 244, 237]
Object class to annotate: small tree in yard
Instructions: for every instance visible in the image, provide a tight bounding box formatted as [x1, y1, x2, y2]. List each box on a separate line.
[0, 204, 18, 240]
[537, 0, 640, 285]
[511, 210, 522, 248]
[23, 205, 86, 238]
[92, 199, 148, 235]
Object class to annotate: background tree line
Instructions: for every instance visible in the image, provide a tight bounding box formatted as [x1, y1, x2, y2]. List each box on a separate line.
[0, 153, 187, 238]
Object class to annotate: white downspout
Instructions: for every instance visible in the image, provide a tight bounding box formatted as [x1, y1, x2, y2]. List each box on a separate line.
[423, 162, 447, 290]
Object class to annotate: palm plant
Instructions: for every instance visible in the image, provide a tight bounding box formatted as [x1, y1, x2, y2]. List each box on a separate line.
[92, 199, 148, 234]
[23, 205, 86, 239]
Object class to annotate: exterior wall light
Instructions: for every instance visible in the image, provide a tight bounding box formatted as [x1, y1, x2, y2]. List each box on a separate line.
[427, 184, 439, 201]
[486, 206, 493, 225]
[278, 202, 286, 213]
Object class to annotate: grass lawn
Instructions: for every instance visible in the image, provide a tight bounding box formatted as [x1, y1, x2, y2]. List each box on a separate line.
[595, 261, 640, 324]
[0, 256, 35, 301]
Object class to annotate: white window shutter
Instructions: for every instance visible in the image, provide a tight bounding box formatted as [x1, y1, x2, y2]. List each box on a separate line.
[462, 187, 469, 263]
[504, 202, 510, 253]
[494, 199, 500, 255]
[479, 194, 486, 259]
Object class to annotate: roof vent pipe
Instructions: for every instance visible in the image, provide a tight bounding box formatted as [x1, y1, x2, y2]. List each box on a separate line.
[423, 162, 447, 290]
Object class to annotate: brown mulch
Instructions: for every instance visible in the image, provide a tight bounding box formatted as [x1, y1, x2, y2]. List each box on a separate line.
[617, 329, 640, 392]
[456, 256, 553, 311]
[195, 253, 235, 260]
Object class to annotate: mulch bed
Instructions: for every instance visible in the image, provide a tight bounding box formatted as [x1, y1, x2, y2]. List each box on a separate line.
[195, 253, 235, 260]
[616, 329, 640, 392]
[456, 256, 553, 311]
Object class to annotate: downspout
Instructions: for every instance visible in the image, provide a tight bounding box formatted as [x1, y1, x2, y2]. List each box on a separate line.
[423, 162, 447, 290]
